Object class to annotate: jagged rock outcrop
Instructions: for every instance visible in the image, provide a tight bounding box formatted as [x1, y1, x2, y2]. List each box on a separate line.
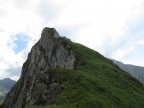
[112, 59, 144, 85]
[1, 27, 76, 108]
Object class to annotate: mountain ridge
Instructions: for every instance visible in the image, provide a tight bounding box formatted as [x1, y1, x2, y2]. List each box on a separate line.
[1, 27, 144, 108]
[112, 59, 144, 85]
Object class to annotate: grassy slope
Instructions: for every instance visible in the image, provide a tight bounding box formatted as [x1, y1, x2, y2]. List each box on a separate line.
[32, 40, 144, 108]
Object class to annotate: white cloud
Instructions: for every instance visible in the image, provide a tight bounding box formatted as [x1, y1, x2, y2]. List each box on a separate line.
[112, 46, 135, 60]
[0, 0, 144, 80]
[137, 40, 144, 45]
[55, 0, 143, 45]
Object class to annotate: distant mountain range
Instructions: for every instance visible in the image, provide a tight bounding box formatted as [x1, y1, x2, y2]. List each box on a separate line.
[112, 59, 144, 85]
[0, 78, 16, 99]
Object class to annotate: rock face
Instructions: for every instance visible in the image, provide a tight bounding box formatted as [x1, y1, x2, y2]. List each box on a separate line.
[112, 59, 144, 85]
[1, 27, 76, 108]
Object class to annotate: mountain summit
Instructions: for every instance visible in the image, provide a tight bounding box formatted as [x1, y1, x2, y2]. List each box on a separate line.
[1, 27, 76, 108]
[41, 27, 60, 38]
[1, 27, 144, 108]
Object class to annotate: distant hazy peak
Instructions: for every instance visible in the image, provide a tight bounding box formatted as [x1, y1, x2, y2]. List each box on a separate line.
[112, 59, 144, 85]
[2, 78, 13, 81]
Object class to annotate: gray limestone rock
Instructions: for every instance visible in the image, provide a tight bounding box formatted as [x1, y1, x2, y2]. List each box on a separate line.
[1, 27, 76, 108]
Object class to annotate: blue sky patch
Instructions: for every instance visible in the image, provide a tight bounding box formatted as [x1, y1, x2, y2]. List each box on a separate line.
[14, 33, 29, 54]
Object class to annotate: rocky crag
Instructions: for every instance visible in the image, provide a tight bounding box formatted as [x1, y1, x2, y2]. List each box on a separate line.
[1, 27, 76, 108]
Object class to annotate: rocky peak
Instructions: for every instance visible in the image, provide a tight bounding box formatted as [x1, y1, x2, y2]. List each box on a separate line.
[41, 27, 60, 38]
[1, 27, 76, 108]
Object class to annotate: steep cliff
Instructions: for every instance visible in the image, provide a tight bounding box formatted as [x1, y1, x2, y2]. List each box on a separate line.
[1, 27, 76, 108]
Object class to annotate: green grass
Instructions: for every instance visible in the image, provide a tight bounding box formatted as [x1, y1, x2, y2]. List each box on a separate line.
[32, 39, 144, 108]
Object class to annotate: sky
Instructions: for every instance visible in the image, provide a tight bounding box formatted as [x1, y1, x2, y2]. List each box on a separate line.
[0, 0, 144, 80]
